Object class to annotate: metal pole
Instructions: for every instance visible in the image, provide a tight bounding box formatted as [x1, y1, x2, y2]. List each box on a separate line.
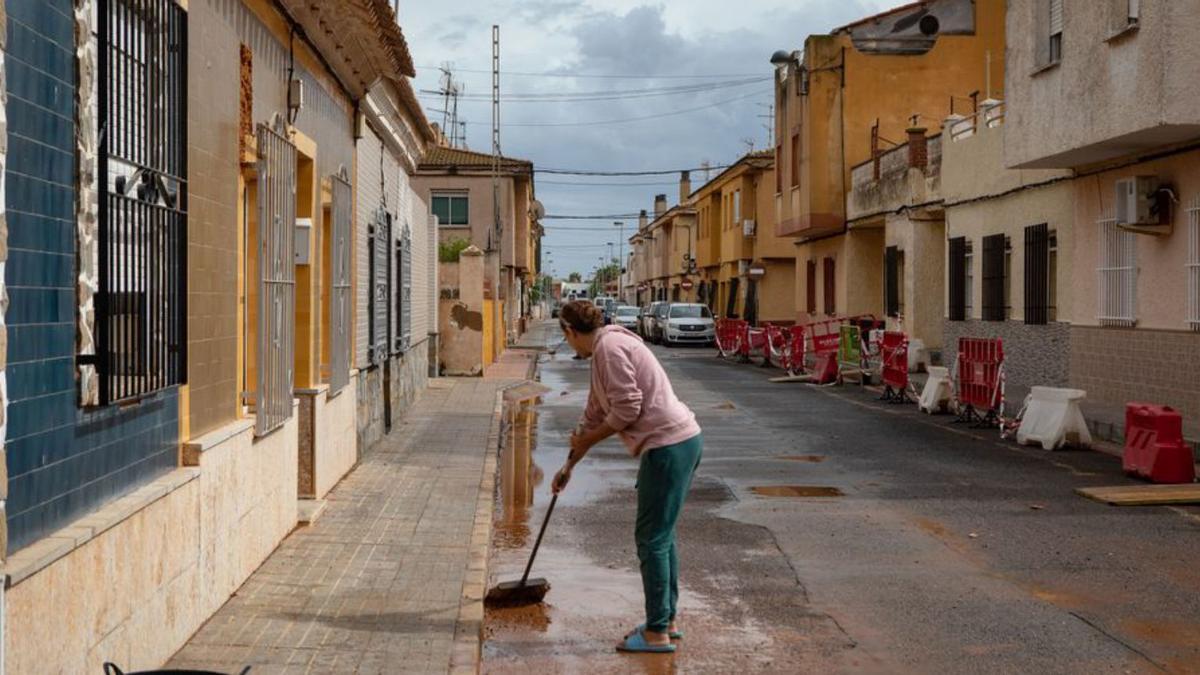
[614, 221, 624, 302]
[491, 24, 503, 347]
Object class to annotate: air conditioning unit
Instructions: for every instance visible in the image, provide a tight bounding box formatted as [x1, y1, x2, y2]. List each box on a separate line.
[743, 219, 757, 236]
[1115, 176, 1157, 225]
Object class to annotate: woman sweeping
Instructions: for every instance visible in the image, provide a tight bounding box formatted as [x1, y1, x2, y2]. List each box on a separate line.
[551, 300, 703, 654]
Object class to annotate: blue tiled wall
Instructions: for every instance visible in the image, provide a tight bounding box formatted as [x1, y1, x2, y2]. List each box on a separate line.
[4, 0, 179, 553]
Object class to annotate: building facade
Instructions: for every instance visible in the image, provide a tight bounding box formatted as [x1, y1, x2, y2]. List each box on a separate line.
[413, 146, 541, 365]
[691, 152, 792, 323]
[774, 0, 1007, 325]
[1005, 0, 1200, 426]
[0, 0, 433, 671]
[354, 79, 437, 451]
[940, 105, 1075, 404]
[638, 188, 697, 305]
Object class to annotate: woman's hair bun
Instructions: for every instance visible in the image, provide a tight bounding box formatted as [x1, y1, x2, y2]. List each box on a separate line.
[559, 300, 605, 334]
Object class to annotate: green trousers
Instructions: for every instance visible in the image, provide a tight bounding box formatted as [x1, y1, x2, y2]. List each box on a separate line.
[635, 433, 703, 633]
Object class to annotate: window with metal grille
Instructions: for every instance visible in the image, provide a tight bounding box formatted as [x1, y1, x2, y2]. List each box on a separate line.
[368, 209, 392, 363]
[394, 224, 413, 353]
[253, 121, 297, 436]
[328, 172, 352, 394]
[94, 0, 187, 404]
[1186, 196, 1199, 329]
[806, 259, 817, 314]
[948, 237, 967, 321]
[1097, 213, 1137, 326]
[885, 246, 900, 317]
[823, 257, 836, 315]
[981, 234, 1007, 321]
[1024, 224, 1050, 325]
[432, 193, 468, 226]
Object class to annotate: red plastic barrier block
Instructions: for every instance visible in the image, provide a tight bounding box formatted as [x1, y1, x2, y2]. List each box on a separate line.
[1123, 403, 1196, 484]
[812, 352, 838, 384]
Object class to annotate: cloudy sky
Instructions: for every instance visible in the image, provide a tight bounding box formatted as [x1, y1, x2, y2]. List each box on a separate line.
[402, 0, 899, 280]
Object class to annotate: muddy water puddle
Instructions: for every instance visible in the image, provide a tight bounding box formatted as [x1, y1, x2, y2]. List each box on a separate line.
[486, 359, 801, 674]
[751, 485, 844, 498]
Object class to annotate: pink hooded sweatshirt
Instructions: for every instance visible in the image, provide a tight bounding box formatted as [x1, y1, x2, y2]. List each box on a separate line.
[581, 325, 701, 457]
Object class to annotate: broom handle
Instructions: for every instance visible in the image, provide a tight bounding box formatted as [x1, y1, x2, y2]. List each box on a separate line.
[520, 493, 557, 586]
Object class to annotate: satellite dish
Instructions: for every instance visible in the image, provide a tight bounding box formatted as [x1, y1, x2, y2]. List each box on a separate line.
[530, 200, 546, 221]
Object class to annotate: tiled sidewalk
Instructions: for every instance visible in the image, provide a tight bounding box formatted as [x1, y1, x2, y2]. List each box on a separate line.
[167, 356, 534, 674]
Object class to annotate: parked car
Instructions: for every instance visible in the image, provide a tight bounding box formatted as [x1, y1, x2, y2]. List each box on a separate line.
[649, 302, 672, 344]
[612, 305, 641, 332]
[640, 301, 665, 339]
[659, 303, 715, 347]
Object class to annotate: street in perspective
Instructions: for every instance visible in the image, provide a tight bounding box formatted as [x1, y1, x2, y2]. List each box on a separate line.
[0, 0, 1198, 674]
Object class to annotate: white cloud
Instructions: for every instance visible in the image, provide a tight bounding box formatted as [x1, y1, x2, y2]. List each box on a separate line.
[401, 0, 910, 277]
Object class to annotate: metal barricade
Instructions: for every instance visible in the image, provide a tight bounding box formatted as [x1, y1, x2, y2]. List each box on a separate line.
[880, 331, 912, 403]
[715, 319, 749, 360]
[954, 337, 1005, 426]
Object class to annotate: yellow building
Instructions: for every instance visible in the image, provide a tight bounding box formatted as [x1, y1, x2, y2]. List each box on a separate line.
[692, 152, 794, 323]
[638, 187, 698, 303]
[773, 0, 1006, 323]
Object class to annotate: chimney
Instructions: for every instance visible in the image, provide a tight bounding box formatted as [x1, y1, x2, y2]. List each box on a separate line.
[654, 194, 668, 217]
[907, 127, 928, 170]
[639, 209, 648, 230]
[679, 171, 691, 203]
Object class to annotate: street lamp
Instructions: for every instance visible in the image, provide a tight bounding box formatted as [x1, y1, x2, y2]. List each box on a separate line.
[614, 221, 625, 302]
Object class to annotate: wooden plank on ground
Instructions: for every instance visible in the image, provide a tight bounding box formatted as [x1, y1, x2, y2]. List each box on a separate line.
[769, 375, 814, 384]
[1076, 483, 1200, 506]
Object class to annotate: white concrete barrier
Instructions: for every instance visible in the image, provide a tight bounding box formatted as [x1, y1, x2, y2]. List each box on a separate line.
[919, 366, 952, 414]
[1017, 386, 1093, 450]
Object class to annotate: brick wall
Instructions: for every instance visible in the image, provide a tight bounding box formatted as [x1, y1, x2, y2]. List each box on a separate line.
[1069, 326, 1200, 422]
[942, 319, 1071, 407]
[4, 0, 177, 551]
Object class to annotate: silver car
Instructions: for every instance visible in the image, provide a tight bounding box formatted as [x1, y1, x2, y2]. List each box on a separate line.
[612, 305, 641, 331]
[640, 301, 665, 338]
[660, 303, 715, 346]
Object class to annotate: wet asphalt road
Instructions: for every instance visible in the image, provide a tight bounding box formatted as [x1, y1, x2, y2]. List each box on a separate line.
[483, 331, 1200, 674]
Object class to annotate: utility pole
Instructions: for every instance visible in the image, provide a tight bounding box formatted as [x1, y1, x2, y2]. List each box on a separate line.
[614, 221, 624, 302]
[490, 25, 505, 346]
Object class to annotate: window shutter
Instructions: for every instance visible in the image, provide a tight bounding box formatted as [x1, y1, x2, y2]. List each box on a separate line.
[982, 234, 1006, 321]
[368, 209, 391, 364]
[806, 260, 817, 314]
[1024, 224, 1050, 325]
[885, 246, 900, 317]
[948, 237, 966, 321]
[823, 257, 836, 315]
[1050, 0, 1064, 34]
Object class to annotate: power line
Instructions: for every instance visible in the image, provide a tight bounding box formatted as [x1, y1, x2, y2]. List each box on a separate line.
[538, 179, 680, 187]
[544, 213, 641, 220]
[535, 163, 731, 176]
[418, 65, 762, 80]
[462, 90, 767, 128]
[417, 77, 768, 103]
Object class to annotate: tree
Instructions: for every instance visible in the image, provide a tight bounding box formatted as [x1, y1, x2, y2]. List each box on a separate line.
[567, 271, 582, 283]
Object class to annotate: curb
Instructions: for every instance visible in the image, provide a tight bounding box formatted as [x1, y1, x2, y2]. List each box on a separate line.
[450, 345, 543, 674]
[450, 390, 504, 675]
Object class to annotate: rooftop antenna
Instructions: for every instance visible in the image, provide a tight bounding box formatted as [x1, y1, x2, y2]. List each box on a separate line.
[757, 102, 775, 148]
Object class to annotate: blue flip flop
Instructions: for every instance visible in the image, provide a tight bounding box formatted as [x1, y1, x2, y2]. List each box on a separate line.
[629, 623, 683, 640]
[616, 630, 677, 654]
